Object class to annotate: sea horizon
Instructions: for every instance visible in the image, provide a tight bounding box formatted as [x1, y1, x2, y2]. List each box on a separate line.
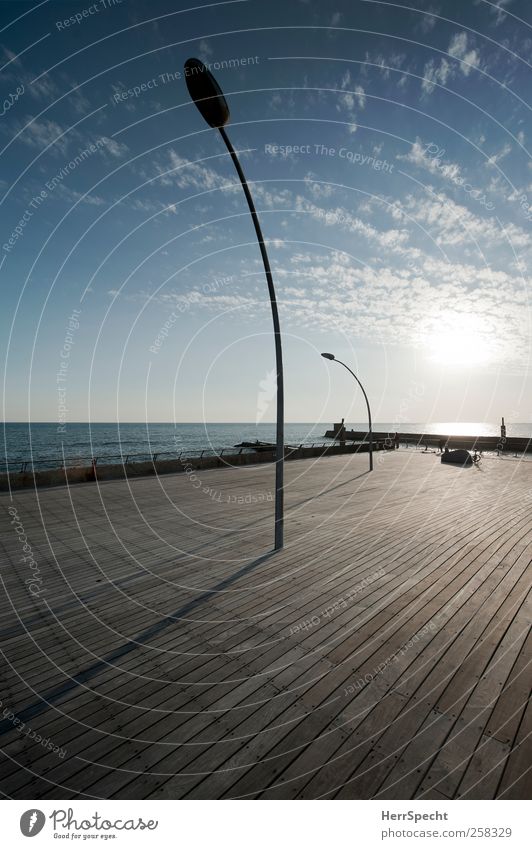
[2, 419, 530, 425]
[2, 420, 529, 471]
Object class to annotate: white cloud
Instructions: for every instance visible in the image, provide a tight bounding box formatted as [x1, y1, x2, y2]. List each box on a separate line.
[157, 150, 232, 193]
[276, 249, 530, 366]
[252, 184, 294, 208]
[485, 142, 512, 167]
[303, 173, 334, 199]
[487, 0, 513, 25]
[448, 32, 481, 76]
[398, 139, 462, 184]
[419, 6, 440, 33]
[268, 93, 283, 110]
[19, 117, 71, 155]
[336, 73, 365, 118]
[362, 52, 405, 80]
[294, 195, 411, 254]
[2, 46, 19, 66]
[421, 58, 451, 94]
[338, 91, 355, 112]
[340, 70, 352, 90]
[55, 185, 106, 207]
[421, 59, 451, 94]
[354, 85, 366, 109]
[99, 136, 128, 158]
[29, 76, 59, 102]
[422, 33, 481, 96]
[398, 191, 529, 248]
[149, 240, 530, 367]
[67, 86, 92, 115]
[198, 39, 213, 63]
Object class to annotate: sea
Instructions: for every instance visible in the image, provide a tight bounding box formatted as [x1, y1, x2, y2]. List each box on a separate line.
[2, 421, 531, 472]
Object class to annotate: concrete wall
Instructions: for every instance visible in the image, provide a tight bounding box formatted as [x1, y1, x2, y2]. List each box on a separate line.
[0, 440, 391, 492]
[337, 431, 532, 454]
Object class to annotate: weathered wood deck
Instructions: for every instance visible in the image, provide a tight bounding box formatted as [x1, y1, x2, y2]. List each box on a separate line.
[0, 449, 530, 799]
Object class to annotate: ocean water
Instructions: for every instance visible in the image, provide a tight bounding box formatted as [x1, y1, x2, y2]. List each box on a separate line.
[2, 421, 530, 472]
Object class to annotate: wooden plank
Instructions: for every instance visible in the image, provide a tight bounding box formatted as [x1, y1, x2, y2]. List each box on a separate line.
[496, 696, 532, 799]
[484, 627, 532, 745]
[455, 734, 511, 799]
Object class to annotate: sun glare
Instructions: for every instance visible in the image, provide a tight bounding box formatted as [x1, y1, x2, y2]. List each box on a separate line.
[424, 314, 494, 367]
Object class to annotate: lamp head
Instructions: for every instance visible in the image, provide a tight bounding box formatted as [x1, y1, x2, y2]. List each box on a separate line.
[321, 352, 335, 361]
[184, 58, 230, 128]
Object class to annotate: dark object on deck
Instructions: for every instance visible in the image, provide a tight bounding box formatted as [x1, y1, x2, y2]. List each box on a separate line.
[441, 448, 473, 466]
[235, 440, 300, 453]
[235, 440, 277, 452]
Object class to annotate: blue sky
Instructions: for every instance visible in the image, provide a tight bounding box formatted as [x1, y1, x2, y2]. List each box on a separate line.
[1, 0, 531, 424]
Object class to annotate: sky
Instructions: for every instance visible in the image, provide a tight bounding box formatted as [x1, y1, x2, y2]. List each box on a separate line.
[1, 0, 531, 425]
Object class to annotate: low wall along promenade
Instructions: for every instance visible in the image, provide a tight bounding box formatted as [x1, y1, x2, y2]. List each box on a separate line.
[0, 440, 391, 492]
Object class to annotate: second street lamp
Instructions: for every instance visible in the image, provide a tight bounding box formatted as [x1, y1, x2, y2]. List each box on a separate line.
[184, 58, 285, 550]
[321, 352, 373, 471]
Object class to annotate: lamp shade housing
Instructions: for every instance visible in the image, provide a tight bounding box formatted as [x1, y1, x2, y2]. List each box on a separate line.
[184, 58, 230, 128]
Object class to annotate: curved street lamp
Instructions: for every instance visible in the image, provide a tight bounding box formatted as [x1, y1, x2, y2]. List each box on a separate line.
[184, 58, 284, 550]
[321, 353, 373, 471]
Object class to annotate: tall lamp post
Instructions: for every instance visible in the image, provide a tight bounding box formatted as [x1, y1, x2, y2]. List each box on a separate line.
[184, 58, 285, 550]
[321, 353, 373, 471]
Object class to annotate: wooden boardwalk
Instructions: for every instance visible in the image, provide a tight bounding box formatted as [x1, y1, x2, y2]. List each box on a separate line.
[0, 449, 530, 799]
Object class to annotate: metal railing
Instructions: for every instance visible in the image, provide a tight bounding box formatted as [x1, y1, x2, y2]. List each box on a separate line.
[2, 440, 368, 475]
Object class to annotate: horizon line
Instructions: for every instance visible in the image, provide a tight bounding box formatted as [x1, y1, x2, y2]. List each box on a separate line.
[1, 420, 525, 425]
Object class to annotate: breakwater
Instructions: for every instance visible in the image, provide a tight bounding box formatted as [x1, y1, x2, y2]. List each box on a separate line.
[325, 429, 532, 454]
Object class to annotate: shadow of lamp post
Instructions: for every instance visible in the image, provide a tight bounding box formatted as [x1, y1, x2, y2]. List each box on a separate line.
[184, 58, 285, 550]
[321, 353, 373, 472]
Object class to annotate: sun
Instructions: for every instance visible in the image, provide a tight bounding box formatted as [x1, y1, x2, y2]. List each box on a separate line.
[423, 314, 494, 367]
